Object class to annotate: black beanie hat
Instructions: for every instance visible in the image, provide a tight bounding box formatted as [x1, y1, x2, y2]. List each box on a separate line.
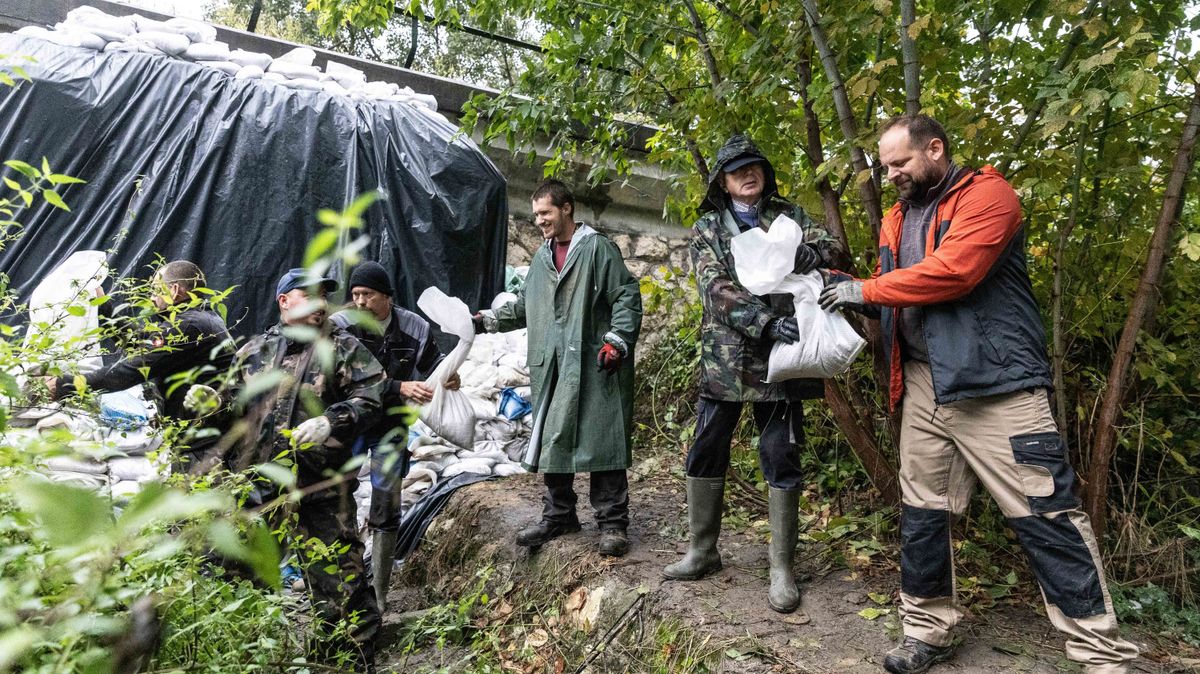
[348, 261, 394, 296]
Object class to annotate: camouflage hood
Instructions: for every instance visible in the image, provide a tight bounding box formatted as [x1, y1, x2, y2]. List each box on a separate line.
[701, 134, 780, 213]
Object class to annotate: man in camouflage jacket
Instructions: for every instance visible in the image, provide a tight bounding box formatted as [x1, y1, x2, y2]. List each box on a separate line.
[230, 268, 386, 672]
[663, 134, 846, 615]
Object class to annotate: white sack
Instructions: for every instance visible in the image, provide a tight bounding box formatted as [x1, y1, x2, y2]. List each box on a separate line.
[280, 77, 324, 91]
[442, 459, 492, 478]
[730, 216, 865, 380]
[490, 292, 518, 311]
[44, 456, 107, 475]
[493, 463, 525, 477]
[64, 8, 135, 41]
[24, 250, 108, 374]
[108, 457, 155, 482]
[276, 47, 316, 66]
[765, 274, 865, 380]
[227, 49, 273, 69]
[129, 31, 189, 55]
[165, 18, 217, 44]
[52, 25, 108, 50]
[234, 64, 264, 79]
[267, 60, 321, 80]
[184, 41, 229, 61]
[416, 288, 477, 449]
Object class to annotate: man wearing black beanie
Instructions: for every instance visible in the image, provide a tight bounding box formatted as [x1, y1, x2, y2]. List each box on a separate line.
[331, 260, 460, 611]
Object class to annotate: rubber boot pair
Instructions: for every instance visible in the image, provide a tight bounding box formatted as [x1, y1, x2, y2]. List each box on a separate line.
[371, 530, 398, 612]
[662, 477, 801, 613]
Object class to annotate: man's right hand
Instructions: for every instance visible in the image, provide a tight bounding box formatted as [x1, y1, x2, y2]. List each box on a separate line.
[765, 317, 800, 344]
[471, 313, 486, 334]
[400, 380, 435, 405]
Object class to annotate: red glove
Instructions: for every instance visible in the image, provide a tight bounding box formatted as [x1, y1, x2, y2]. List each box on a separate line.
[596, 343, 622, 373]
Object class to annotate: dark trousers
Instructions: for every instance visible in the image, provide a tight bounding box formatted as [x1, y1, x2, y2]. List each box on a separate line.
[685, 398, 806, 489]
[291, 480, 380, 666]
[542, 470, 630, 531]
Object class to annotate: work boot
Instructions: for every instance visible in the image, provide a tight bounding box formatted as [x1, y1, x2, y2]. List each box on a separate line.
[598, 528, 629, 557]
[515, 519, 581, 547]
[662, 477, 724, 580]
[883, 636, 956, 673]
[370, 530, 398, 612]
[767, 486, 801, 613]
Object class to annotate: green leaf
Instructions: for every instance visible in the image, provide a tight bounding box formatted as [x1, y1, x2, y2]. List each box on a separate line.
[1180, 525, 1200, 542]
[4, 159, 37, 179]
[245, 520, 282, 588]
[66, 304, 87, 317]
[13, 478, 112, 546]
[0, 626, 39, 670]
[47, 173, 86, 185]
[42, 188, 70, 211]
[255, 461, 297, 488]
[858, 607, 890, 620]
[867, 591, 890, 605]
[116, 483, 230, 533]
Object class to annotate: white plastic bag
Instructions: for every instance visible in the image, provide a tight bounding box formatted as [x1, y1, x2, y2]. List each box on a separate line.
[25, 250, 108, 374]
[416, 287, 477, 449]
[730, 217, 865, 380]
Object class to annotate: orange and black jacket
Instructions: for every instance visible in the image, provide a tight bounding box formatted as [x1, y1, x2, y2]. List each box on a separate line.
[862, 166, 1052, 410]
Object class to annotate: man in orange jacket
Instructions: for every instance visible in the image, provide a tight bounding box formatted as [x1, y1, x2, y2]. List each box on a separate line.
[820, 115, 1138, 674]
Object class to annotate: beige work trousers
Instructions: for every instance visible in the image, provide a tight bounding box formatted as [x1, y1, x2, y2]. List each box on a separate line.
[897, 361, 1138, 673]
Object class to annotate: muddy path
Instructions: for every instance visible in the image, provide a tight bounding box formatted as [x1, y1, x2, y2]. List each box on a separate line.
[376, 471, 1193, 673]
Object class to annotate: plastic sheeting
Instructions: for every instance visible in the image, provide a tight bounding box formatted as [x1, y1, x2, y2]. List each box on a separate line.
[0, 34, 508, 335]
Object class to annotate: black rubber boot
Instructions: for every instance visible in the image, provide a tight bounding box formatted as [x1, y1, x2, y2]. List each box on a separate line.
[598, 528, 629, 557]
[767, 487, 801, 613]
[370, 530, 397, 612]
[662, 477, 724, 580]
[515, 519, 581, 547]
[883, 636, 956, 673]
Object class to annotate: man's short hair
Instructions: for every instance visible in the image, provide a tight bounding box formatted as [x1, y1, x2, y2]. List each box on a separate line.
[531, 179, 575, 211]
[881, 114, 952, 155]
[158, 260, 206, 293]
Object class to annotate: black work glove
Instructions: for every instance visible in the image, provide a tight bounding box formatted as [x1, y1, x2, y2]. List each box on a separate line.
[793, 243, 822, 274]
[471, 312, 486, 334]
[765, 316, 799, 344]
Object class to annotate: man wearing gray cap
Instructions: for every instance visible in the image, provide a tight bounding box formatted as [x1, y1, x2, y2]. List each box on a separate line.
[226, 267, 386, 672]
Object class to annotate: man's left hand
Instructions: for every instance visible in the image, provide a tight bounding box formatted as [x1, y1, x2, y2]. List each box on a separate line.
[292, 415, 332, 447]
[445, 373, 461, 391]
[399, 381, 435, 404]
[596, 343, 622, 373]
[818, 278, 868, 313]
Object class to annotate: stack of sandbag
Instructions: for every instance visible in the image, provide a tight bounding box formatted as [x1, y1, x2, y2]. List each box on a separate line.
[350, 297, 535, 530]
[13, 5, 440, 110]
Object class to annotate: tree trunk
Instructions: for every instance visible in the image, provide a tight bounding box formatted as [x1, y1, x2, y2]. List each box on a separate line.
[899, 0, 920, 114]
[997, 0, 1098, 175]
[246, 0, 264, 33]
[1051, 124, 1087, 431]
[826, 380, 899, 504]
[797, 50, 847, 252]
[800, 0, 884, 239]
[1085, 86, 1200, 539]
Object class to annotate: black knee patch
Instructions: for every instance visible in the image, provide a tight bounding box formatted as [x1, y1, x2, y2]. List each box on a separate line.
[900, 504, 953, 598]
[1009, 513, 1106, 618]
[1010, 432, 1080, 513]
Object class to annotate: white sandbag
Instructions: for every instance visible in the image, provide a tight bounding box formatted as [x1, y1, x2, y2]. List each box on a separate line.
[262, 72, 288, 83]
[489, 292, 518, 312]
[496, 365, 529, 388]
[44, 455, 107, 475]
[355, 80, 398, 98]
[402, 466, 438, 489]
[200, 61, 241, 76]
[108, 457, 155, 482]
[408, 459, 447, 474]
[184, 41, 229, 61]
[129, 31, 189, 56]
[53, 25, 108, 50]
[131, 15, 175, 33]
[442, 459, 492, 478]
[729, 214, 806, 296]
[64, 7, 135, 41]
[227, 49, 273, 69]
[461, 363, 499, 389]
[104, 41, 160, 54]
[765, 273, 866, 380]
[467, 395, 499, 420]
[321, 80, 348, 95]
[492, 463, 525, 477]
[165, 18, 217, 44]
[50, 471, 107, 489]
[458, 447, 506, 464]
[267, 60, 321, 80]
[276, 46, 316, 66]
[416, 288, 477, 449]
[326, 60, 366, 89]
[496, 352, 527, 371]
[477, 418, 520, 442]
[234, 64, 264, 80]
[110, 480, 141, 498]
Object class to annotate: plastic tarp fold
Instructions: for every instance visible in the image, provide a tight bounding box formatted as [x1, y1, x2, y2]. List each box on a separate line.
[0, 35, 507, 335]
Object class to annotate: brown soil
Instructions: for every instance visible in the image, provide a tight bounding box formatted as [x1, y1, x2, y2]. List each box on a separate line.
[377, 470, 1194, 674]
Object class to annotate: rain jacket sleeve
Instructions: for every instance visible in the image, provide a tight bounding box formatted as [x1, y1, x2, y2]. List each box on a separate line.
[689, 220, 774, 340]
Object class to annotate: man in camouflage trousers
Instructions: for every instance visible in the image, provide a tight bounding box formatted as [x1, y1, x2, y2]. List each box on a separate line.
[228, 268, 386, 672]
[663, 134, 845, 614]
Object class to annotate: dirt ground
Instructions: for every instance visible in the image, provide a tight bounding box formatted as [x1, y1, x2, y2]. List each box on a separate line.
[377, 470, 1196, 674]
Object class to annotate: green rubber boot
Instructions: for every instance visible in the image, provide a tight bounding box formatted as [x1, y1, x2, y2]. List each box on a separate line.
[663, 477, 725, 580]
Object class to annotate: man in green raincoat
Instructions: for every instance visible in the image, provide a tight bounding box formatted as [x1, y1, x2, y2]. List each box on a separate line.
[476, 179, 642, 557]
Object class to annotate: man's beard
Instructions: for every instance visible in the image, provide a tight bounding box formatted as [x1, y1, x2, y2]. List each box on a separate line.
[900, 164, 946, 202]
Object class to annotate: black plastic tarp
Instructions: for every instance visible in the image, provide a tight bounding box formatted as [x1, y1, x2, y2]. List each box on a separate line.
[0, 34, 507, 336]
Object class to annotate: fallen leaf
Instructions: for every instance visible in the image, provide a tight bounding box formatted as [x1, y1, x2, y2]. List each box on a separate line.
[526, 628, 549, 648]
[565, 586, 588, 612]
[783, 613, 811, 625]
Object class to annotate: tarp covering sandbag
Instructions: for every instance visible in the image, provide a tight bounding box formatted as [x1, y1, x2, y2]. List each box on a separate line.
[0, 32, 507, 335]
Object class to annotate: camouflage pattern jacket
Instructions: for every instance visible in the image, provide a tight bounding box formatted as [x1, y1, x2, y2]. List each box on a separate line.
[692, 134, 845, 402]
[231, 320, 386, 488]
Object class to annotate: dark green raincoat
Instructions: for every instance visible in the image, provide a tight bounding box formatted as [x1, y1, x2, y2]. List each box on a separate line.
[493, 224, 642, 473]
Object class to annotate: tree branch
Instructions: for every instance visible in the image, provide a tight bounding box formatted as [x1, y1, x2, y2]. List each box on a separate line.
[898, 0, 921, 114]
